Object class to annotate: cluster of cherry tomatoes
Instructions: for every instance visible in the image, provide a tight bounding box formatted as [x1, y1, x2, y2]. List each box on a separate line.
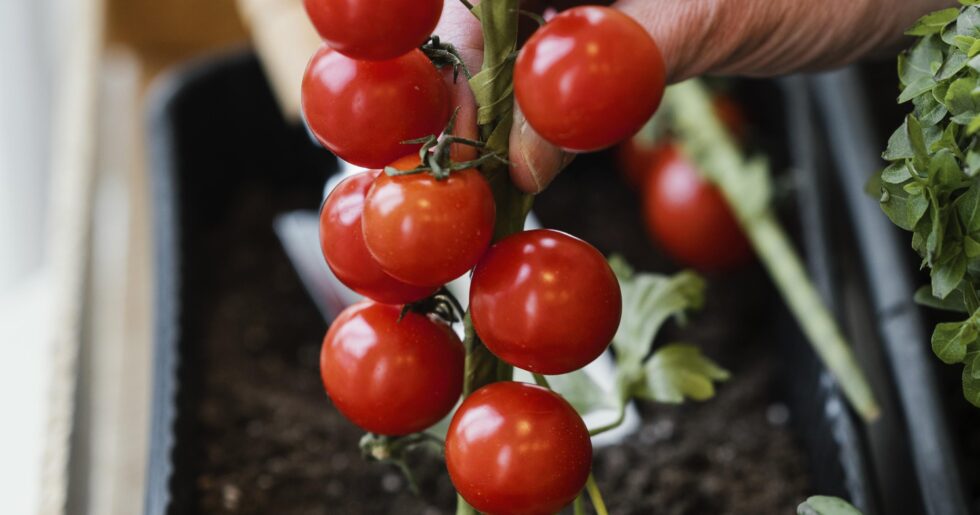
[301, 0, 667, 512]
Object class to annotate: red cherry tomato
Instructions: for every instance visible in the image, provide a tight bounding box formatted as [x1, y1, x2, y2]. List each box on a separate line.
[320, 302, 464, 435]
[514, 6, 665, 152]
[470, 229, 621, 375]
[617, 137, 665, 189]
[617, 95, 747, 188]
[644, 143, 753, 271]
[446, 382, 592, 515]
[319, 170, 436, 304]
[362, 156, 495, 287]
[302, 45, 451, 168]
[303, 0, 442, 61]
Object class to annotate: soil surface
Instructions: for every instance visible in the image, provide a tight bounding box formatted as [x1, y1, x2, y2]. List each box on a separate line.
[182, 150, 812, 514]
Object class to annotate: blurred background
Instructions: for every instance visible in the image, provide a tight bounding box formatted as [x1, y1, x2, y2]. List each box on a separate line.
[0, 1, 318, 514]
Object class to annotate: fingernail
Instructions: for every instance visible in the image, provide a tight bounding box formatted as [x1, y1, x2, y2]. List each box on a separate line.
[517, 116, 545, 192]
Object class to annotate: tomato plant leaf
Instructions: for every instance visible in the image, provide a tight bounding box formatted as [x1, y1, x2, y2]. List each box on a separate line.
[541, 369, 618, 415]
[634, 343, 730, 404]
[609, 257, 706, 366]
[797, 495, 863, 515]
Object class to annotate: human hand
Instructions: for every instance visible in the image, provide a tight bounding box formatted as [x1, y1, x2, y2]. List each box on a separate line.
[435, 0, 956, 193]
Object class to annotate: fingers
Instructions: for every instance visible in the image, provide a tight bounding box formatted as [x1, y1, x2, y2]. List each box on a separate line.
[508, 104, 574, 194]
[435, 0, 484, 159]
[612, 0, 959, 81]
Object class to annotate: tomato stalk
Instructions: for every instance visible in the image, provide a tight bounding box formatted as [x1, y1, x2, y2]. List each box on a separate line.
[455, 0, 528, 512]
[663, 80, 881, 421]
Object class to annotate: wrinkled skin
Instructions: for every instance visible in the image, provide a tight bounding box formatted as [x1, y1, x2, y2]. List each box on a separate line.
[436, 0, 955, 192]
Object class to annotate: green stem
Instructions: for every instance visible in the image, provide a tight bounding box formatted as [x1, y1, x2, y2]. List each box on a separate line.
[573, 495, 586, 515]
[456, 494, 477, 515]
[456, 2, 525, 512]
[585, 474, 609, 515]
[665, 80, 880, 421]
[588, 402, 626, 437]
[532, 373, 550, 388]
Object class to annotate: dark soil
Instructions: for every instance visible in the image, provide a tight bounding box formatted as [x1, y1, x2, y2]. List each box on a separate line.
[182, 150, 811, 514]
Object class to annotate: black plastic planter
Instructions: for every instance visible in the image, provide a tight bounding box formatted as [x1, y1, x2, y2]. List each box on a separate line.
[144, 51, 903, 514]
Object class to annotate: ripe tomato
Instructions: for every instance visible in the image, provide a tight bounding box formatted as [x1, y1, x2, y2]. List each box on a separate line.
[319, 170, 436, 304]
[320, 302, 464, 435]
[445, 382, 591, 515]
[362, 156, 495, 287]
[617, 94, 747, 188]
[514, 6, 665, 152]
[470, 229, 621, 374]
[303, 0, 442, 61]
[644, 143, 753, 271]
[302, 45, 451, 168]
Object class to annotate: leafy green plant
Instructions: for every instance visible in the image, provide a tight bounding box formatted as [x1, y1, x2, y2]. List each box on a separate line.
[798, 495, 863, 515]
[877, 1, 980, 407]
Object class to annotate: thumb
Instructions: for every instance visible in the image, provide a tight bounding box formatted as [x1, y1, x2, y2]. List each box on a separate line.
[508, 103, 575, 194]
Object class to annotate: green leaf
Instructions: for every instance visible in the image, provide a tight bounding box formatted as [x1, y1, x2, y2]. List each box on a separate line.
[931, 123, 962, 157]
[967, 235, 980, 257]
[610, 260, 706, 365]
[879, 181, 930, 230]
[899, 76, 936, 103]
[954, 34, 980, 54]
[907, 8, 961, 36]
[928, 148, 961, 185]
[881, 162, 913, 183]
[541, 369, 618, 415]
[944, 76, 978, 116]
[914, 92, 949, 126]
[931, 319, 977, 363]
[882, 121, 913, 160]
[939, 49, 970, 80]
[797, 496, 863, 515]
[908, 115, 931, 172]
[966, 149, 980, 176]
[957, 182, 980, 231]
[900, 36, 944, 86]
[961, 347, 980, 406]
[933, 247, 968, 298]
[926, 193, 946, 262]
[957, 6, 980, 37]
[915, 284, 970, 312]
[634, 343, 730, 403]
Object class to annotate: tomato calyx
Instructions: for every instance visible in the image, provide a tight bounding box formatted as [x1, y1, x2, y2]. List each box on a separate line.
[399, 286, 466, 325]
[421, 35, 472, 82]
[386, 108, 508, 181]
